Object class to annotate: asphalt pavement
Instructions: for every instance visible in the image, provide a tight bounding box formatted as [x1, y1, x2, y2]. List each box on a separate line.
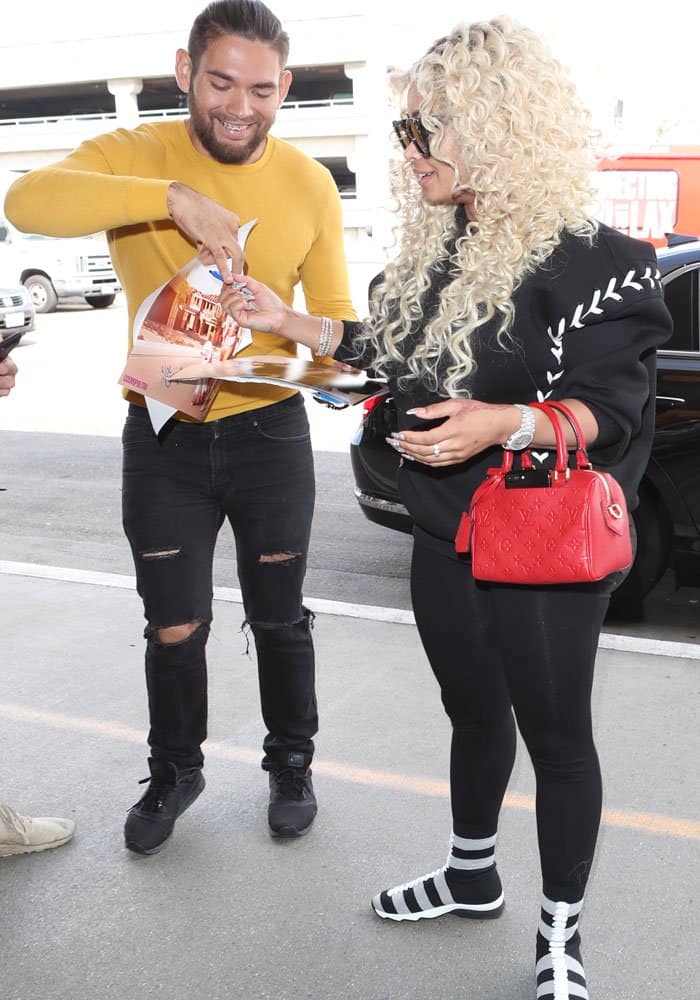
[1, 566, 698, 1000]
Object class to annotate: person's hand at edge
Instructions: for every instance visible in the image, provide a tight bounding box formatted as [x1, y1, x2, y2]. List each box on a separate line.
[0, 356, 18, 397]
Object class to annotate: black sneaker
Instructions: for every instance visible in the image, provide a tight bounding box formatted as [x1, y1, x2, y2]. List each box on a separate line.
[268, 767, 317, 838]
[124, 757, 205, 855]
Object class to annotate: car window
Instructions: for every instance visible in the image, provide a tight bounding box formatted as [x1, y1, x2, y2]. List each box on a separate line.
[662, 267, 699, 352]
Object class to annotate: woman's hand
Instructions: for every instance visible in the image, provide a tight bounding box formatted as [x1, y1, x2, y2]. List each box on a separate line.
[389, 397, 599, 466]
[387, 398, 518, 466]
[218, 274, 287, 334]
[219, 275, 346, 356]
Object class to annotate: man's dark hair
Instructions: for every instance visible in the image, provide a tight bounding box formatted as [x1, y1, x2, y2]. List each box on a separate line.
[189, 1, 290, 71]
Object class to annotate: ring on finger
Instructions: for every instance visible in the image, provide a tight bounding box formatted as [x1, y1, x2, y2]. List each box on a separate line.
[432, 443, 441, 457]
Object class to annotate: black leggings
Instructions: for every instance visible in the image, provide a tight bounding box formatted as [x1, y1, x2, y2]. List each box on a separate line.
[411, 539, 618, 902]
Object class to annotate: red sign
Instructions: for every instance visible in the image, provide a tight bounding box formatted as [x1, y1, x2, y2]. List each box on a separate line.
[593, 170, 679, 241]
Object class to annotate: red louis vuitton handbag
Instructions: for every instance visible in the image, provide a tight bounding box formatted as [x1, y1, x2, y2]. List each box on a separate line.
[454, 401, 633, 584]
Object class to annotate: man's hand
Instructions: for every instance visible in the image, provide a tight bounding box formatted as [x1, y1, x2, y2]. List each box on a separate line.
[167, 182, 244, 281]
[0, 356, 18, 397]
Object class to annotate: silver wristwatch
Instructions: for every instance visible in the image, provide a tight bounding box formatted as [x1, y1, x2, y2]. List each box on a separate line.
[503, 404, 536, 450]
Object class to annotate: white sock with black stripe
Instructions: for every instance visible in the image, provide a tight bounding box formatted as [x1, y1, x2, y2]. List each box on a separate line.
[449, 831, 497, 869]
[371, 831, 505, 922]
[535, 895, 588, 999]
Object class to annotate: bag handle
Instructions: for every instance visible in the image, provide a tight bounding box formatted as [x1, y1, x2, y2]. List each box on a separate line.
[542, 401, 590, 464]
[499, 447, 534, 473]
[529, 401, 591, 472]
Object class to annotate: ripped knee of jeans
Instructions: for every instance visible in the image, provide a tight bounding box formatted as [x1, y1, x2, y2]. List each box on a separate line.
[147, 620, 208, 646]
[240, 606, 315, 655]
[257, 550, 301, 565]
[140, 546, 182, 561]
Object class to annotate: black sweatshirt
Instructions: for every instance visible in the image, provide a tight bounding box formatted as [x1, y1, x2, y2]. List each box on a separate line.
[336, 223, 673, 552]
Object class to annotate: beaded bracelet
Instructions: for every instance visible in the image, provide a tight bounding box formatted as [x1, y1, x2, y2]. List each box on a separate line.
[316, 316, 334, 357]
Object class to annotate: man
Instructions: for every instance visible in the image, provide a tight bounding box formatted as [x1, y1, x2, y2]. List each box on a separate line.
[0, 356, 77, 857]
[5, 0, 357, 854]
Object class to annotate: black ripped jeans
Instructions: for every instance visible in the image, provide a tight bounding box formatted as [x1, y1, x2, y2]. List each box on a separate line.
[410, 535, 632, 902]
[122, 395, 317, 770]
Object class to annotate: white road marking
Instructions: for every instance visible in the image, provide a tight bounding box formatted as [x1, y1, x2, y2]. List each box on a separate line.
[1, 559, 698, 658]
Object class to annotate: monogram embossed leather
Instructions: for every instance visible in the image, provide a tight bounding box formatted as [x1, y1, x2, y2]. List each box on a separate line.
[455, 402, 633, 584]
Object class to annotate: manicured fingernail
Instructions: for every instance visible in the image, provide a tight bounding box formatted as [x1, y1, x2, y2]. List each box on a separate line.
[390, 432, 405, 441]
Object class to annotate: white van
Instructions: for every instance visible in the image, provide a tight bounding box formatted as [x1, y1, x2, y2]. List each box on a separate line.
[0, 213, 121, 313]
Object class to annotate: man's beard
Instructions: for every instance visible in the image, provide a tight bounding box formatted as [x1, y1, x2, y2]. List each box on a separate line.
[188, 98, 269, 165]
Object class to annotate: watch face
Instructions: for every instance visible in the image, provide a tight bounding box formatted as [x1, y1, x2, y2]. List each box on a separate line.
[509, 429, 534, 449]
[505, 405, 536, 450]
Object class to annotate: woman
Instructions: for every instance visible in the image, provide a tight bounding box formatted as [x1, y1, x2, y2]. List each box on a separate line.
[220, 19, 671, 999]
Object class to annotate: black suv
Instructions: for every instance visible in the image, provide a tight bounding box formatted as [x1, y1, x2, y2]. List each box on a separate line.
[350, 239, 700, 612]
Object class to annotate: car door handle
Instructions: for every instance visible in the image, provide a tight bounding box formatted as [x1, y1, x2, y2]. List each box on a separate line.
[656, 395, 686, 411]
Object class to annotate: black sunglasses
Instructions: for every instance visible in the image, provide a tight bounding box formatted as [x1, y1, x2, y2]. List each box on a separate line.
[392, 116, 432, 158]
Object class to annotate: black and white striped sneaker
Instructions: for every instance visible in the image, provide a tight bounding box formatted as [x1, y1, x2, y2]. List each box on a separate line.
[371, 833, 505, 922]
[535, 896, 588, 999]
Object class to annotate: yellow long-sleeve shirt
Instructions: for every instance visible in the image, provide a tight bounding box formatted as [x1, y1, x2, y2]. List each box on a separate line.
[4, 121, 357, 420]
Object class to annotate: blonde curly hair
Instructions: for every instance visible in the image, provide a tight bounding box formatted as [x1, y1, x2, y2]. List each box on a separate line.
[359, 17, 598, 396]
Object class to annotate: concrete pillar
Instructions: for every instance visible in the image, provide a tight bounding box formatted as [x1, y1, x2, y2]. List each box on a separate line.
[344, 60, 393, 253]
[107, 78, 144, 129]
